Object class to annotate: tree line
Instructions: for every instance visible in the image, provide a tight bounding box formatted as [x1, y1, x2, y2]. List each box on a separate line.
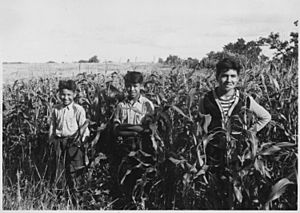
[159, 21, 298, 70]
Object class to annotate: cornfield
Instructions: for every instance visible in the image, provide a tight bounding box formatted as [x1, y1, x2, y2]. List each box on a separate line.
[2, 60, 298, 210]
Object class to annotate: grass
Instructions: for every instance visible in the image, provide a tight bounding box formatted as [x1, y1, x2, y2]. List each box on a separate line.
[2, 62, 169, 84]
[2, 60, 298, 210]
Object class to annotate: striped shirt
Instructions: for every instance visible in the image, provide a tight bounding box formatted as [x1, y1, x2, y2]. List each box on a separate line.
[199, 88, 271, 132]
[218, 93, 236, 118]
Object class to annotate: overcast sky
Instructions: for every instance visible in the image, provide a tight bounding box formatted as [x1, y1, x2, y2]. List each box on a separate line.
[0, 0, 298, 63]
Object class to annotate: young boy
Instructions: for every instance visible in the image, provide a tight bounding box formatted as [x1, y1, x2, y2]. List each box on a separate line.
[113, 71, 154, 138]
[49, 80, 90, 192]
[201, 58, 271, 129]
[110, 71, 154, 208]
[200, 58, 271, 165]
[199, 58, 271, 208]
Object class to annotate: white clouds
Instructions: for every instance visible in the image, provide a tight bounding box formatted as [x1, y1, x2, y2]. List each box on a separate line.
[1, 0, 299, 62]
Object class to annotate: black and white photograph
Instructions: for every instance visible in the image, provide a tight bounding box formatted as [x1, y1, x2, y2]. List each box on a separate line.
[1, 0, 298, 210]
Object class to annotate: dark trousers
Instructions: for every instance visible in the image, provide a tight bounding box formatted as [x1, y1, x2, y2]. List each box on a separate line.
[51, 136, 85, 192]
[107, 136, 143, 209]
[205, 134, 250, 209]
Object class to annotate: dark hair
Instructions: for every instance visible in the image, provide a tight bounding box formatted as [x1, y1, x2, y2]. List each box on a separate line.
[124, 71, 143, 84]
[58, 80, 77, 92]
[216, 58, 241, 77]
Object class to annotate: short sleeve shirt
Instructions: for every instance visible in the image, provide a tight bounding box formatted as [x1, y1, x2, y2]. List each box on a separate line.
[114, 96, 154, 125]
[52, 102, 90, 138]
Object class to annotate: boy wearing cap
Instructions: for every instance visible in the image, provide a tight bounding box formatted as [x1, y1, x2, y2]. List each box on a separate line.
[49, 80, 90, 193]
[110, 71, 154, 208]
[113, 71, 154, 139]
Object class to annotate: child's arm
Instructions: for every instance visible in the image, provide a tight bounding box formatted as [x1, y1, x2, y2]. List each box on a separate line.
[112, 103, 145, 137]
[113, 122, 144, 137]
[248, 96, 271, 132]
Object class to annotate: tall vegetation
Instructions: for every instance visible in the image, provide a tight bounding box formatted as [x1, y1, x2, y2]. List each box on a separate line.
[2, 25, 298, 210]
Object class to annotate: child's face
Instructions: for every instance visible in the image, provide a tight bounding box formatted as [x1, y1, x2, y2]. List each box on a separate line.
[111, 73, 117, 79]
[125, 82, 141, 100]
[217, 69, 239, 92]
[59, 89, 75, 106]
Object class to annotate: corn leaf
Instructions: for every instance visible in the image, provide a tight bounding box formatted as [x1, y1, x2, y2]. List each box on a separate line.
[260, 145, 281, 156]
[233, 184, 243, 203]
[264, 178, 294, 208]
[171, 105, 193, 122]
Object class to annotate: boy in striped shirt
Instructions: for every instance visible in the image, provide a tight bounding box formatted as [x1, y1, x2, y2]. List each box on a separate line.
[200, 58, 271, 167]
[199, 58, 271, 209]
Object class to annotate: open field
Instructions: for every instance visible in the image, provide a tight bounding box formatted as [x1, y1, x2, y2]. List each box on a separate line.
[2, 60, 298, 210]
[3, 62, 171, 84]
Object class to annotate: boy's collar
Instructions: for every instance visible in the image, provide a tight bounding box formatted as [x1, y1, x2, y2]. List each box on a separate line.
[213, 87, 239, 99]
[60, 101, 74, 110]
[66, 102, 74, 110]
[125, 95, 142, 104]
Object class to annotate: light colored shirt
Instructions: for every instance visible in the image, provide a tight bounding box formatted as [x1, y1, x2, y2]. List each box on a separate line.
[114, 95, 154, 125]
[49, 102, 90, 139]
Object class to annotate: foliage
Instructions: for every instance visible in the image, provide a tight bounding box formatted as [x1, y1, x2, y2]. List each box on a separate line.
[164, 55, 183, 66]
[199, 39, 267, 71]
[199, 51, 234, 69]
[2, 29, 298, 210]
[183, 57, 200, 70]
[88, 55, 99, 63]
[163, 55, 200, 70]
[158, 58, 164, 64]
[258, 22, 298, 67]
[224, 38, 263, 66]
[78, 55, 100, 63]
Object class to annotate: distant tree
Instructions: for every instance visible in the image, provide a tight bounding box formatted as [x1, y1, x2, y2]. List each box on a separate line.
[165, 55, 183, 66]
[47, 61, 56, 63]
[5, 62, 25, 64]
[158, 58, 164, 64]
[224, 38, 262, 66]
[88, 55, 99, 63]
[199, 38, 266, 70]
[183, 57, 200, 69]
[258, 21, 298, 66]
[199, 51, 237, 69]
[79, 60, 88, 63]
